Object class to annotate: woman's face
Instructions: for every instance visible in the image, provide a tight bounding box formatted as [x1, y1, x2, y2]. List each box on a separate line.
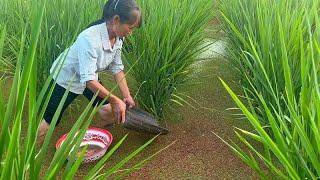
[113, 10, 141, 38]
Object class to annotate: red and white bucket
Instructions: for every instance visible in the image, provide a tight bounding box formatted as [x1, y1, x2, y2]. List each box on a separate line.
[56, 127, 113, 163]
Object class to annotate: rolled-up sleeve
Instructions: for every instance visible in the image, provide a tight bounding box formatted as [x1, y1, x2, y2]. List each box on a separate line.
[109, 49, 124, 75]
[77, 35, 98, 84]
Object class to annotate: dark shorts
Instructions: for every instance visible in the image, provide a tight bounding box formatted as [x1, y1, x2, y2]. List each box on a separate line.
[43, 80, 109, 125]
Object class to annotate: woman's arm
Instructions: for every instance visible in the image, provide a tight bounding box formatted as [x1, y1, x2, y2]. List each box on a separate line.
[86, 80, 115, 100]
[86, 80, 126, 123]
[114, 71, 130, 98]
[114, 71, 135, 108]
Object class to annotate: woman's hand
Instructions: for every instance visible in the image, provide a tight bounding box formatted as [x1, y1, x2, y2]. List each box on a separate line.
[110, 96, 127, 124]
[85, 80, 127, 123]
[123, 95, 135, 108]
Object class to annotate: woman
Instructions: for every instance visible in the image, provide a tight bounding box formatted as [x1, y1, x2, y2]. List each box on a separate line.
[37, 0, 142, 144]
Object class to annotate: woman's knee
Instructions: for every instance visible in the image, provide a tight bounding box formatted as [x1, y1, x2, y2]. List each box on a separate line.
[37, 120, 50, 146]
[98, 104, 113, 118]
[38, 120, 50, 133]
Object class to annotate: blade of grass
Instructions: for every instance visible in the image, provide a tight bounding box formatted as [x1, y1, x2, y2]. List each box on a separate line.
[115, 140, 177, 179]
[97, 135, 159, 179]
[64, 145, 88, 179]
[84, 134, 129, 179]
[220, 78, 299, 179]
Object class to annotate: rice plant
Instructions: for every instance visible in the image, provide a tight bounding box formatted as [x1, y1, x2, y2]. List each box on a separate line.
[218, 0, 320, 178]
[0, 0, 104, 88]
[220, 0, 320, 124]
[0, 0, 166, 178]
[124, 0, 214, 118]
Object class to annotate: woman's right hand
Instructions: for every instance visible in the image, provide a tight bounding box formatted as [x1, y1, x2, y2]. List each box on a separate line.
[85, 80, 127, 123]
[109, 96, 126, 124]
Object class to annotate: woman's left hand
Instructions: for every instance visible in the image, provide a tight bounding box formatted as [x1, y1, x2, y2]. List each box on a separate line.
[123, 95, 135, 108]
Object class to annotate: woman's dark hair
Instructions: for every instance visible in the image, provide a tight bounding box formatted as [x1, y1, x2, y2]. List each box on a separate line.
[87, 0, 141, 28]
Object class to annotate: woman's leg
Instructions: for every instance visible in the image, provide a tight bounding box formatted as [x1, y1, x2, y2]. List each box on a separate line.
[37, 120, 50, 146]
[98, 104, 116, 125]
[37, 81, 78, 146]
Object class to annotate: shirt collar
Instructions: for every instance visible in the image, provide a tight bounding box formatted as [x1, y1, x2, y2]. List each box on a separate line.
[99, 22, 122, 51]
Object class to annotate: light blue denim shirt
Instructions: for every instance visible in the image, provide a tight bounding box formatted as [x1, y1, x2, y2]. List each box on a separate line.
[50, 22, 124, 94]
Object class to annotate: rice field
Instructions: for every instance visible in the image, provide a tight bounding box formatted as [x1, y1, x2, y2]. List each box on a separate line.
[0, 0, 319, 179]
[219, 0, 320, 178]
